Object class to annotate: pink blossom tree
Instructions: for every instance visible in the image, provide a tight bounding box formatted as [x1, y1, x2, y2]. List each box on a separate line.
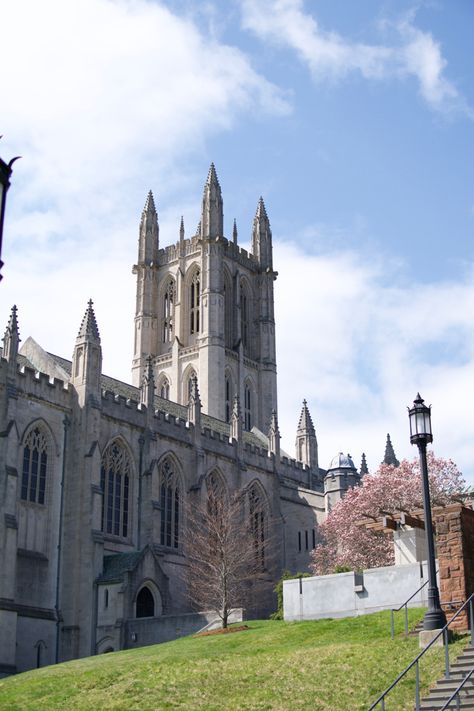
[311, 454, 465, 575]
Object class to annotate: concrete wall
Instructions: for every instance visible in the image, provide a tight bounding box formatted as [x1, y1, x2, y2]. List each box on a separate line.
[283, 561, 431, 621]
[124, 608, 243, 650]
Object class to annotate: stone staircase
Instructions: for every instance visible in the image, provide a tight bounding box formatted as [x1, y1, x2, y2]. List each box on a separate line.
[419, 646, 474, 710]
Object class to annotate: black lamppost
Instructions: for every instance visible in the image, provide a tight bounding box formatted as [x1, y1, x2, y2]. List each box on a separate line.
[408, 393, 447, 631]
[0, 146, 19, 282]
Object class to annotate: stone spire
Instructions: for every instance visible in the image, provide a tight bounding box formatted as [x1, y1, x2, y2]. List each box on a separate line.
[71, 300, 102, 405]
[360, 452, 369, 476]
[140, 355, 155, 410]
[252, 196, 273, 269]
[268, 409, 280, 458]
[383, 433, 400, 467]
[295, 399, 318, 469]
[77, 299, 101, 342]
[187, 373, 201, 424]
[2, 304, 20, 364]
[138, 190, 159, 264]
[232, 218, 238, 245]
[201, 163, 223, 239]
[179, 215, 185, 241]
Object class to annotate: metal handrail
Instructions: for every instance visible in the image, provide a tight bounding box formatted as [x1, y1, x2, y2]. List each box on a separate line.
[439, 667, 474, 710]
[390, 576, 432, 639]
[368, 592, 474, 710]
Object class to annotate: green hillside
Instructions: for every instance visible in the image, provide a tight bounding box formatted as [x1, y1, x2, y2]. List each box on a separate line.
[0, 610, 466, 711]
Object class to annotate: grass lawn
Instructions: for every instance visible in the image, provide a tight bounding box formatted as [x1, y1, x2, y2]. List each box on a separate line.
[0, 609, 467, 711]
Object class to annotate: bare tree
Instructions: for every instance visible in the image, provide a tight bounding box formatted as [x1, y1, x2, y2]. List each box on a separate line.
[184, 487, 272, 628]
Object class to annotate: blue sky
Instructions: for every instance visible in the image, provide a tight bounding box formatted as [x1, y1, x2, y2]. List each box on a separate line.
[1, 0, 474, 478]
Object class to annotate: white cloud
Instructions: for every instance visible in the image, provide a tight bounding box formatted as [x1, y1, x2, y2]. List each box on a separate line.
[274, 241, 474, 481]
[1, 0, 288, 258]
[240, 0, 465, 114]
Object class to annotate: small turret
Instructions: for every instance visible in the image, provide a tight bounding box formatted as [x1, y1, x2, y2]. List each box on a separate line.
[2, 305, 20, 364]
[252, 197, 273, 269]
[201, 163, 223, 239]
[295, 400, 318, 469]
[360, 452, 369, 476]
[268, 409, 280, 458]
[230, 394, 242, 442]
[140, 355, 155, 411]
[383, 433, 400, 467]
[138, 190, 159, 264]
[71, 300, 102, 406]
[187, 374, 201, 425]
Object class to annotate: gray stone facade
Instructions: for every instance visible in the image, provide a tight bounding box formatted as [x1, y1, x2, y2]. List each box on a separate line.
[0, 166, 361, 675]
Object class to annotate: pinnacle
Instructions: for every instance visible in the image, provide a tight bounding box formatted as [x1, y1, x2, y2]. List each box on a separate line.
[143, 190, 156, 214]
[360, 453, 369, 476]
[180, 216, 185, 240]
[297, 399, 315, 434]
[8, 304, 19, 332]
[77, 299, 101, 342]
[256, 196, 268, 219]
[206, 162, 220, 187]
[233, 218, 238, 244]
[383, 433, 399, 468]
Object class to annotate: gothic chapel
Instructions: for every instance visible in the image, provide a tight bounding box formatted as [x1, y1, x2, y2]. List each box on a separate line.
[0, 165, 361, 675]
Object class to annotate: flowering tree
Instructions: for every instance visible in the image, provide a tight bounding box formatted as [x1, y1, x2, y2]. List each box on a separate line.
[311, 454, 465, 575]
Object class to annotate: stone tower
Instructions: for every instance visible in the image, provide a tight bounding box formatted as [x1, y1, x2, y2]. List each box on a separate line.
[132, 164, 278, 433]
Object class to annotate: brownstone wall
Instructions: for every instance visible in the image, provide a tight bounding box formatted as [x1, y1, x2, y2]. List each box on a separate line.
[435, 503, 474, 632]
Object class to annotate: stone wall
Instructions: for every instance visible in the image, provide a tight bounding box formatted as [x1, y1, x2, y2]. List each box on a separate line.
[436, 503, 474, 632]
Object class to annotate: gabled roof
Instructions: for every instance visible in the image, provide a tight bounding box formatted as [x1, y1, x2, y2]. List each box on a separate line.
[96, 551, 144, 583]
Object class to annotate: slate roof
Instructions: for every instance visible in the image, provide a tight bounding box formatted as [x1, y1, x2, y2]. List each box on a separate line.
[96, 551, 144, 583]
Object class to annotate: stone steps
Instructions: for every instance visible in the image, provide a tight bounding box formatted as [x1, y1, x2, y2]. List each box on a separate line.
[419, 646, 474, 709]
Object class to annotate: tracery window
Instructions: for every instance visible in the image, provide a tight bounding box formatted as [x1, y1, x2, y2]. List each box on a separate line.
[100, 441, 131, 538]
[159, 377, 170, 400]
[240, 282, 251, 353]
[162, 278, 175, 343]
[248, 484, 266, 569]
[224, 273, 233, 348]
[190, 269, 200, 335]
[21, 427, 48, 505]
[244, 383, 252, 431]
[159, 458, 180, 549]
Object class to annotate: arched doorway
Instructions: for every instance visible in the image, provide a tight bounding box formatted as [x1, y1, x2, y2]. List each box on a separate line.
[136, 586, 155, 618]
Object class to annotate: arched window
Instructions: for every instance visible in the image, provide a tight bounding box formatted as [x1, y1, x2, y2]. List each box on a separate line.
[225, 375, 232, 423]
[248, 484, 266, 569]
[190, 269, 200, 334]
[159, 377, 170, 400]
[136, 587, 155, 618]
[224, 271, 233, 349]
[21, 427, 48, 505]
[35, 640, 46, 669]
[100, 441, 131, 538]
[162, 278, 175, 343]
[244, 383, 252, 431]
[159, 458, 180, 549]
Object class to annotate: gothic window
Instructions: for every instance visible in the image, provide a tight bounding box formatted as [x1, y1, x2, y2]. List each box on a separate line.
[225, 375, 232, 423]
[162, 278, 175, 343]
[136, 587, 155, 618]
[240, 283, 248, 351]
[159, 458, 180, 549]
[244, 383, 252, 431]
[190, 269, 200, 335]
[159, 377, 170, 400]
[224, 272, 233, 349]
[248, 484, 266, 569]
[100, 441, 131, 538]
[21, 427, 48, 505]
